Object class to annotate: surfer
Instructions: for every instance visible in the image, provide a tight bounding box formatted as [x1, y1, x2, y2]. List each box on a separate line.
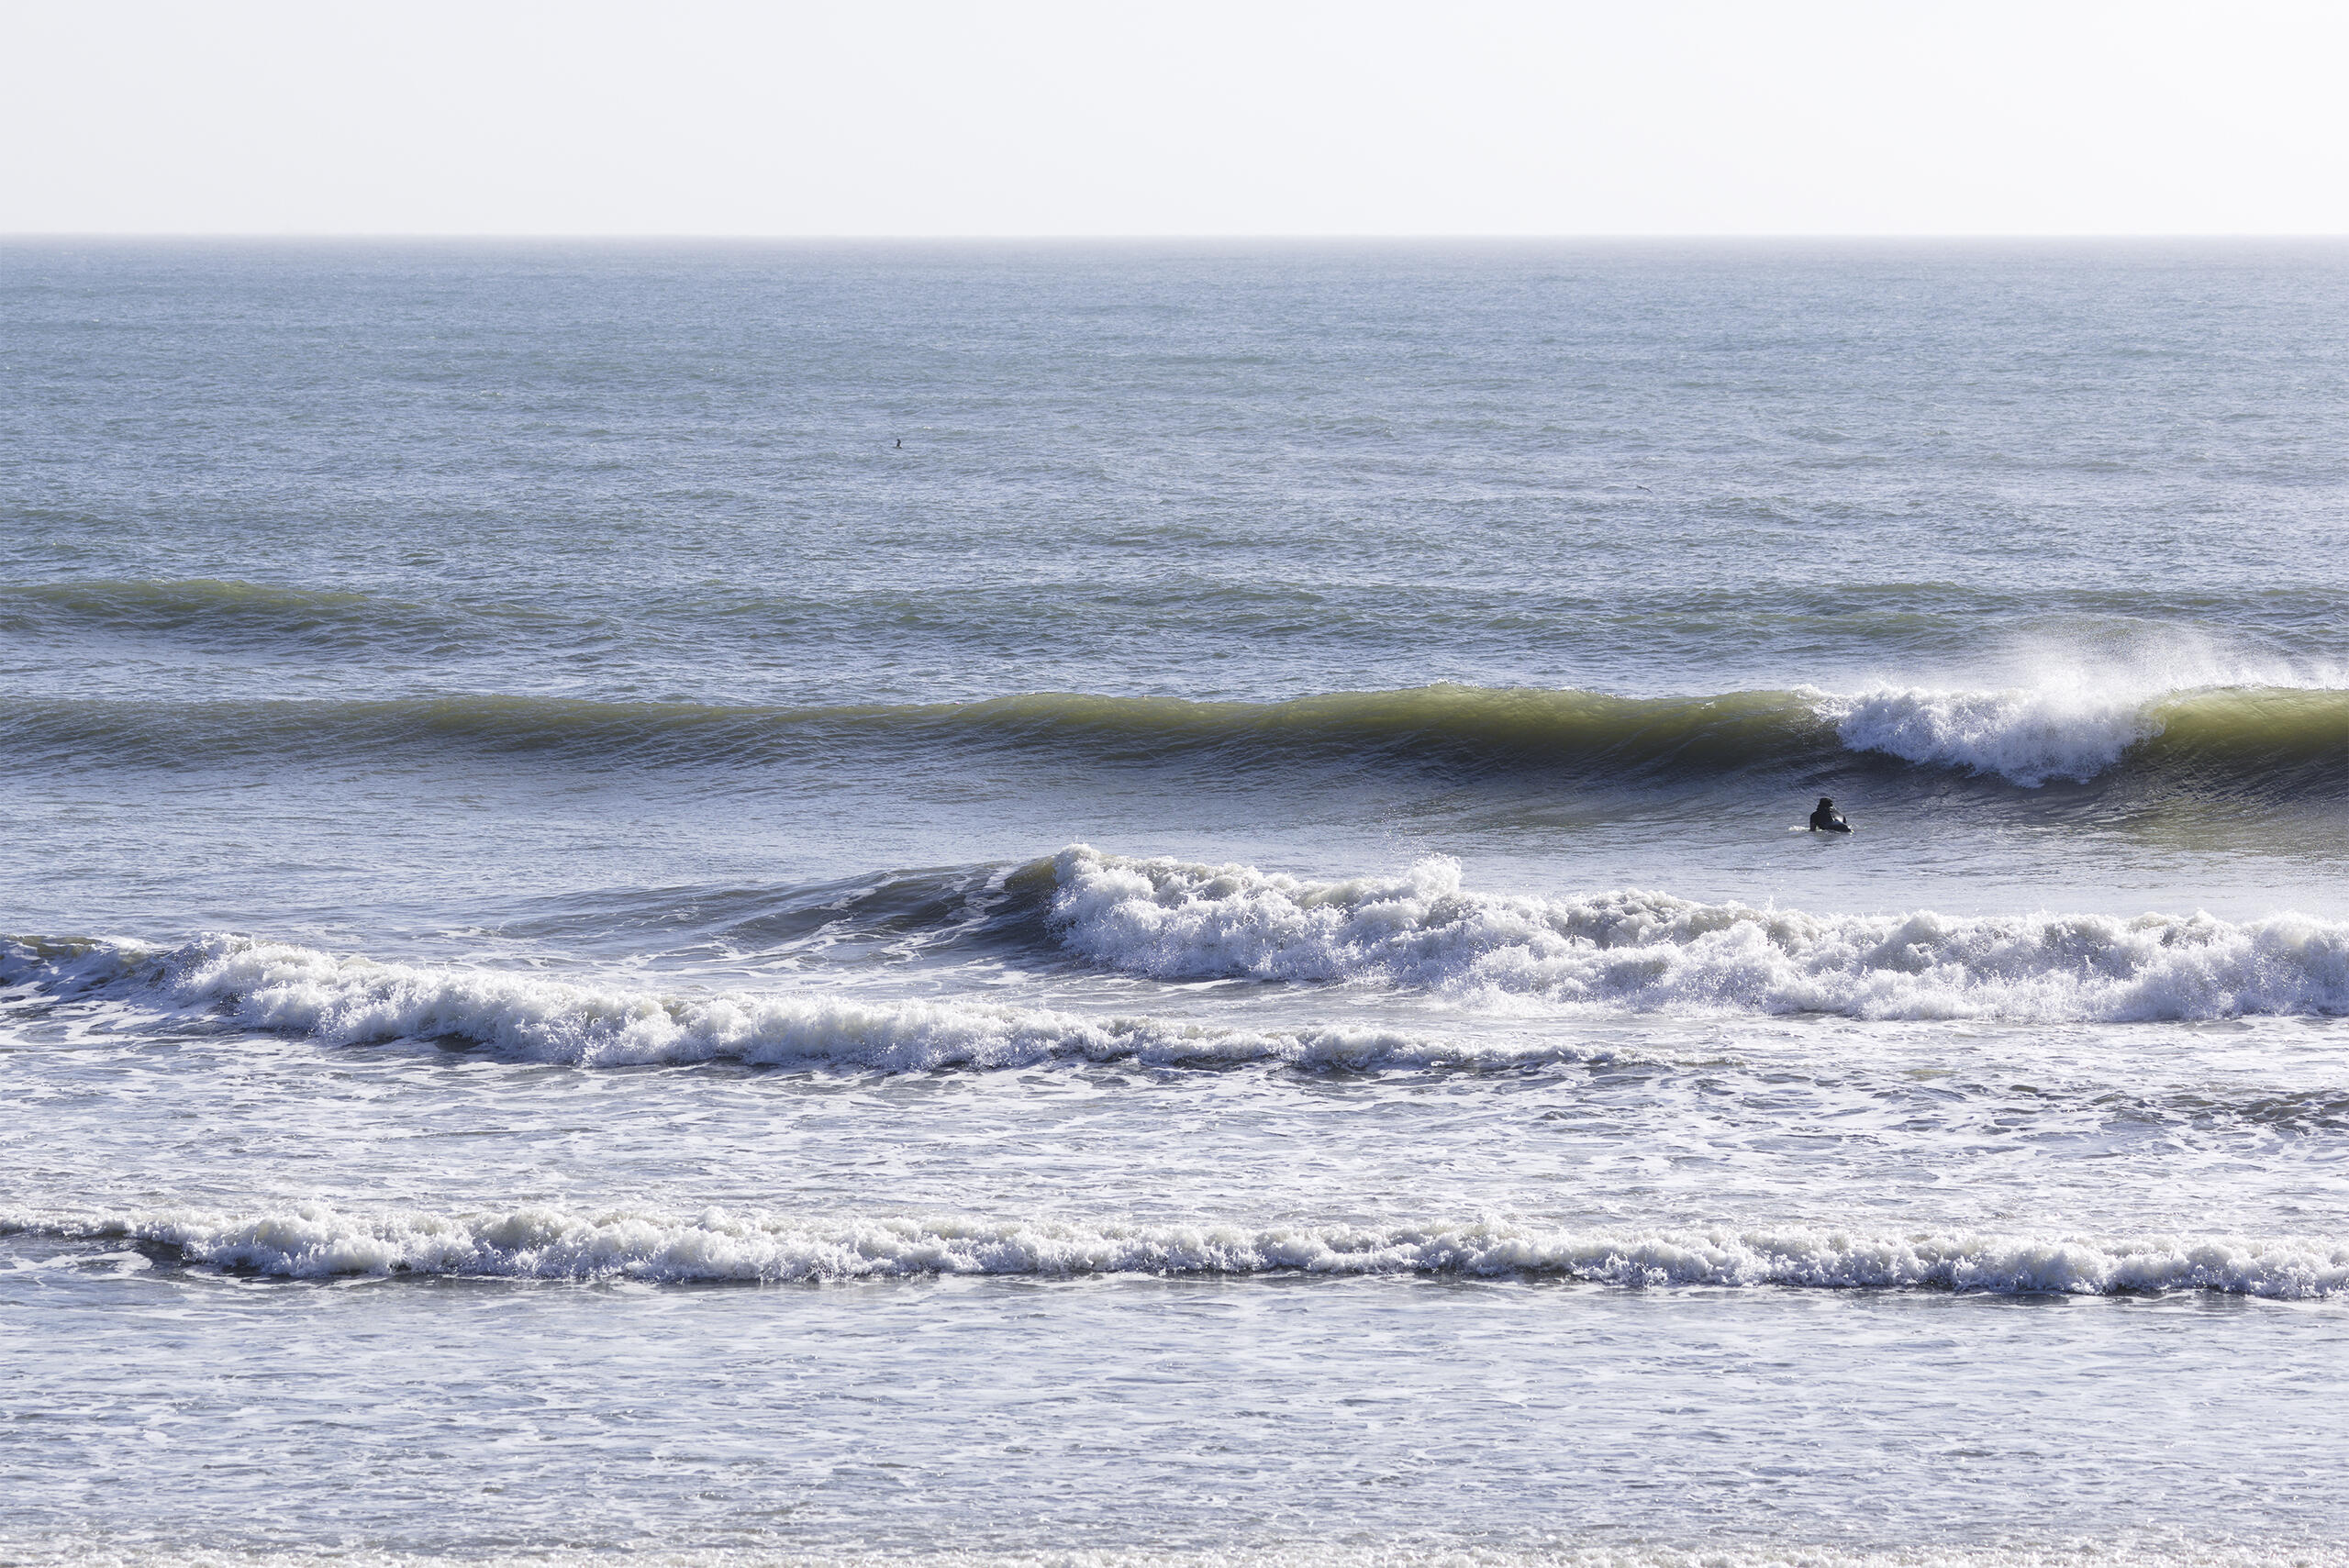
[1809, 796, 1851, 833]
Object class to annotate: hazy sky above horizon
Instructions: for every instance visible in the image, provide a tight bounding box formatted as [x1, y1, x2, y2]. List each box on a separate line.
[6, 0, 2347, 237]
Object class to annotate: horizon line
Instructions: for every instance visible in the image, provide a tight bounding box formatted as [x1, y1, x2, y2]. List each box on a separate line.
[7, 230, 2349, 244]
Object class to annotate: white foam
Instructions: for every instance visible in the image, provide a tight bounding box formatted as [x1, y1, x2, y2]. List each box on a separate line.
[10, 1202, 2344, 1296]
[0, 935, 1600, 1073]
[1808, 638, 2349, 785]
[8, 1546, 2339, 1568]
[1048, 847, 2349, 1020]
[1814, 683, 2161, 785]
[9, 844, 2346, 1060]
[7, 1548, 2343, 1568]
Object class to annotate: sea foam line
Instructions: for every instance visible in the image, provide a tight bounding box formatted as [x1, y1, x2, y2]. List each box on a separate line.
[1047, 847, 2349, 1021]
[0, 934, 1581, 1073]
[3, 1547, 2343, 1568]
[18, 1540, 2349, 1568]
[7, 1203, 2344, 1296]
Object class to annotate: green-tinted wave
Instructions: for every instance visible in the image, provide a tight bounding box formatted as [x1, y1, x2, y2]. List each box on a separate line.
[0, 683, 2341, 796]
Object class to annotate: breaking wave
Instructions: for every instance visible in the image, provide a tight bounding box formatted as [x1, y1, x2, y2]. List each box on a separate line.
[1045, 847, 2349, 1019]
[0, 932, 1577, 1073]
[8, 1203, 2344, 1296]
[1816, 679, 2349, 788]
[8, 843, 2349, 1044]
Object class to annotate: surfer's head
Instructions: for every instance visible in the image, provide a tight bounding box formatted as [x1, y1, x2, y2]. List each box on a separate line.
[1817, 797, 1833, 809]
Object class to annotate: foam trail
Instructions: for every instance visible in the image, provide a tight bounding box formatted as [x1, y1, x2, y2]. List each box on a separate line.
[1048, 847, 2349, 1020]
[7, 1203, 2344, 1296]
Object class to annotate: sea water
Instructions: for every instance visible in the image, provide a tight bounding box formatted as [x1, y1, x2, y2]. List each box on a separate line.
[2, 240, 2346, 1564]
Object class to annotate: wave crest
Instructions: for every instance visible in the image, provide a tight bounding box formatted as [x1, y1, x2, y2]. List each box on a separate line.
[1817, 684, 2162, 785]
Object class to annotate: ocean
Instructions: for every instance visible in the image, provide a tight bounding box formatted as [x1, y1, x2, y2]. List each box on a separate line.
[2, 239, 2346, 1565]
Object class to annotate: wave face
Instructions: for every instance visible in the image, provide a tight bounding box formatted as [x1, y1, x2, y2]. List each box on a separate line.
[8, 1204, 2343, 1296]
[1047, 848, 2349, 1020]
[3, 681, 2343, 794]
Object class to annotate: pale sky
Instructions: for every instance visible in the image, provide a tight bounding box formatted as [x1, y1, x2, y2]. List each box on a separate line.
[5, 0, 2347, 236]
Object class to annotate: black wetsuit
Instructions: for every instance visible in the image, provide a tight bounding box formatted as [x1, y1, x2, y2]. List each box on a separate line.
[1809, 805, 1850, 833]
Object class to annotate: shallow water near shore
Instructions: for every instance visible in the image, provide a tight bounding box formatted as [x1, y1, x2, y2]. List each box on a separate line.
[5, 1258, 2344, 1559]
[3, 239, 2347, 1560]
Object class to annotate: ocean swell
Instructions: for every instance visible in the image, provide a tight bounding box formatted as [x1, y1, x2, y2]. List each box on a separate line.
[3, 681, 2341, 792]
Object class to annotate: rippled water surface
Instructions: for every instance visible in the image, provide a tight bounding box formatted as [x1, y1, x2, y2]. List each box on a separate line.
[3, 240, 2347, 1562]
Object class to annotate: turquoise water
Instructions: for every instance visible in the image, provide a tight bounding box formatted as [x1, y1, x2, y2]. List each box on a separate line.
[2, 240, 2346, 1563]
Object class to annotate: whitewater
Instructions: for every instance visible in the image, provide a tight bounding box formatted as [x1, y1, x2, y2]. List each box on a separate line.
[6, 240, 2349, 1563]
[8, 846, 2349, 1076]
[10, 1203, 2347, 1296]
